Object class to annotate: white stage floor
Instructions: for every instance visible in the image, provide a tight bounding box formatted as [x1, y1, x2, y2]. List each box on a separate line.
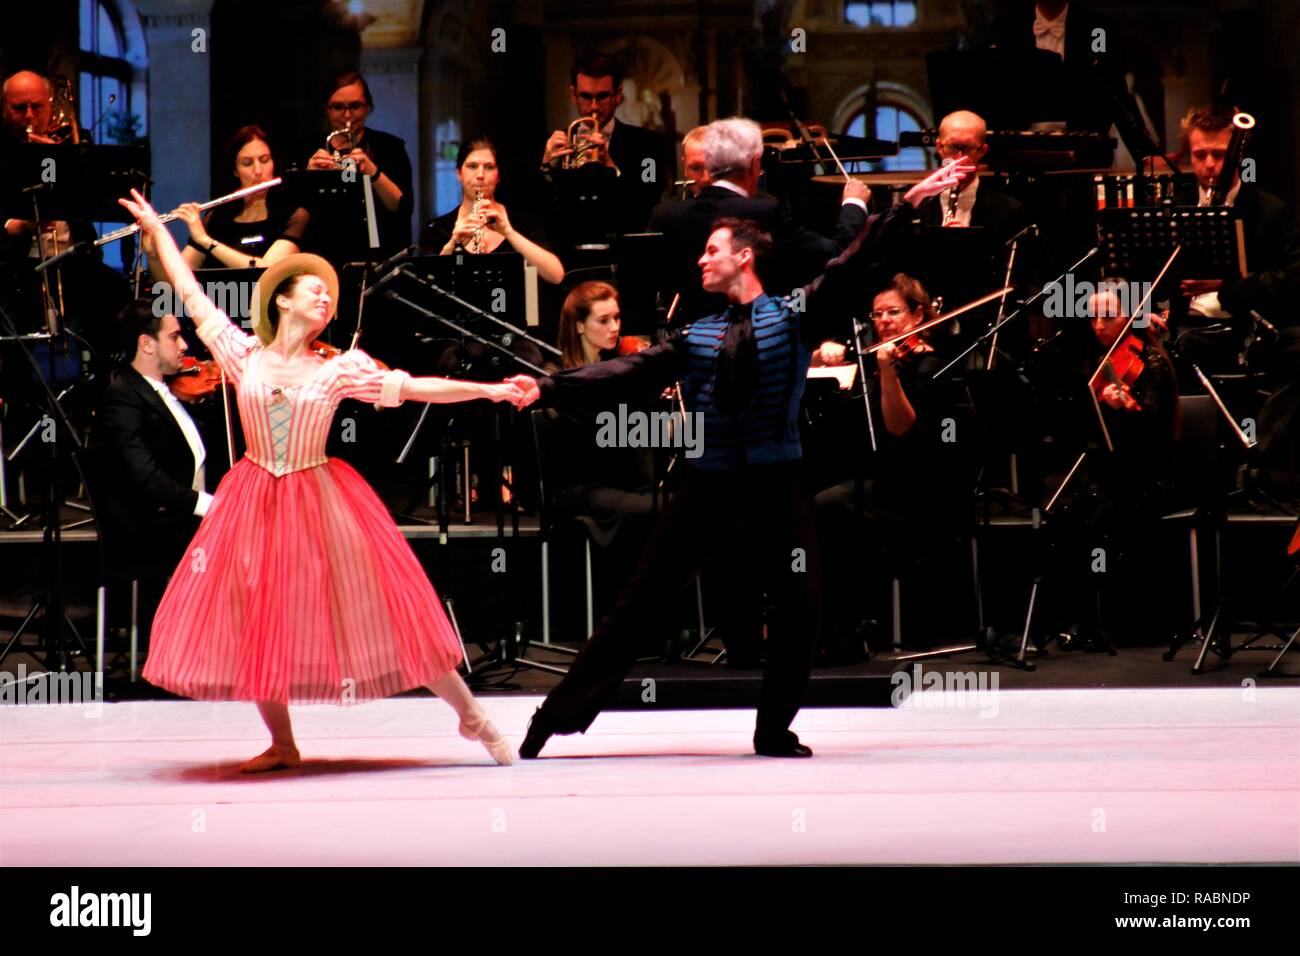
[2, 688, 1298, 866]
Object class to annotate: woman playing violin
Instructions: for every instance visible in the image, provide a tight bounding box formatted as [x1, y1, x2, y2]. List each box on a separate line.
[1048, 280, 1180, 647]
[813, 274, 965, 659]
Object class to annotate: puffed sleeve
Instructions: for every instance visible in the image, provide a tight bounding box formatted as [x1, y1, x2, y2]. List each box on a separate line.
[331, 349, 410, 407]
[195, 308, 260, 386]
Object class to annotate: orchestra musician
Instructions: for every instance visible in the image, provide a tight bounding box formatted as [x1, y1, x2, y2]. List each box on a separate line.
[512, 159, 969, 760]
[912, 110, 1027, 238]
[1, 70, 95, 262]
[1172, 105, 1300, 471]
[1048, 280, 1180, 646]
[419, 137, 564, 285]
[812, 274, 967, 657]
[540, 51, 672, 239]
[545, 281, 658, 626]
[679, 125, 711, 198]
[649, 117, 873, 322]
[144, 125, 308, 274]
[1, 70, 55, 143]
[304, 70, 413, 257]
[94, 299, 213, 648]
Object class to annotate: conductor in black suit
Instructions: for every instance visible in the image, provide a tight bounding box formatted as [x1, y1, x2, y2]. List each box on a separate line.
[95, 300, 212, 584]
[648, 116, 873, 322]
[540, 51, 671, 240]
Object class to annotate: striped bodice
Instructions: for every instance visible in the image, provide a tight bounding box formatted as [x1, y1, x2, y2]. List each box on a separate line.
[197, 313, 408, 477]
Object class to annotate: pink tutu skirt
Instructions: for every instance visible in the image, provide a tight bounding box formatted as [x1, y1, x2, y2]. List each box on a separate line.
[142, 458, 464, 704]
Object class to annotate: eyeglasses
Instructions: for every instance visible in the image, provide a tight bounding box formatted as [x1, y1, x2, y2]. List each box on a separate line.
[868, 307, 908, 321]
[328, 101, 367, 113]
[938, 141, 981, 156]
[575, 91, 614, 103]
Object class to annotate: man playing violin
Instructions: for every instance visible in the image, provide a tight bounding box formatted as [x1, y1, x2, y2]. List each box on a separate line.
[94, 300, 213, 653]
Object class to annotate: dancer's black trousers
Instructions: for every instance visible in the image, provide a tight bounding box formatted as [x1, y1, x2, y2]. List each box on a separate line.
[536, 461, 823, 742]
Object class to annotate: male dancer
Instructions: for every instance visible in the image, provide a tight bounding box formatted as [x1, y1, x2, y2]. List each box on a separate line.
[515, 160, 968, 758]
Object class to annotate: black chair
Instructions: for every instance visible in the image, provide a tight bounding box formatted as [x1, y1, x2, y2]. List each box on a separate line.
[520, 407, 706, 673]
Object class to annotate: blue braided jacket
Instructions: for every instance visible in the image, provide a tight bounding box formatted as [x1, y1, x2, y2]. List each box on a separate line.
[538, 203, 908, 470]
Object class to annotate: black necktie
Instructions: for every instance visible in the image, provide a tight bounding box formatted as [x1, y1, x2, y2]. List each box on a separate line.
[712, 301, 758, 418]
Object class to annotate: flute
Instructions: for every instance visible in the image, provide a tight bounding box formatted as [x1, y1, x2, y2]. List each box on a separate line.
[96, 177, 283, 247]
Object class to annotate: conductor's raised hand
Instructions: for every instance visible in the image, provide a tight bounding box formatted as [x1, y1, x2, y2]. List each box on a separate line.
[903, 157, 974, 208]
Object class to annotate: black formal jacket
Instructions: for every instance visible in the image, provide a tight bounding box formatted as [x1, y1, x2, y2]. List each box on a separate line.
[607, 118, 673, 232]
[1218, 187, 1300, 322]
[913, 181, 1028, 240]
[647, 184, 869, 321]
[1171, 182, 1300, 323]
[94, 367, 205, 574]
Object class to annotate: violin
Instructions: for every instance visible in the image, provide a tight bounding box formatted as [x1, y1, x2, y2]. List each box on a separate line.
[1093, 333, 1145, 411]
[168, 356, 228, 403]
[309, 338, 390, 370]
[616, 335, 650, 356]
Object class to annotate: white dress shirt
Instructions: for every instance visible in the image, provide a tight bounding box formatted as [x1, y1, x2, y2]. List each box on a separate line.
[1190, 180, 1242, 319]
[142, 374, 213, 517]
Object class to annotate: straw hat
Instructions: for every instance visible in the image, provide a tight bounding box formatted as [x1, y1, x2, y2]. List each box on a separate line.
[249, 254, 340, 345]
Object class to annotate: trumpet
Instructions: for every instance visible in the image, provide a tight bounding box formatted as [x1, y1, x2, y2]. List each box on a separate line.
[326, 121, 354, 165]
[26, 75, 79, 144]
[561, 113, 602, 169]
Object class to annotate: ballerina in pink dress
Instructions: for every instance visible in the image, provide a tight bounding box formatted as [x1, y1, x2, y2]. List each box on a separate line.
[121, 189, 529, 772]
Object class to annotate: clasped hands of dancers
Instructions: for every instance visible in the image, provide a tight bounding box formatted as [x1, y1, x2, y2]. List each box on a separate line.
[116, 156, 967, 769]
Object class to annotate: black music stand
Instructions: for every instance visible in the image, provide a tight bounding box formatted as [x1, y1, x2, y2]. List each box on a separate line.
[378, 258, 561, 681]
[281, 169, 379, 266]
[926, 49, 1068, 132]
[1098, 206, 1246, 282]
[0, 144, 150, 223]
[541, 163, 620, 251]
[611, 232, 669, 337]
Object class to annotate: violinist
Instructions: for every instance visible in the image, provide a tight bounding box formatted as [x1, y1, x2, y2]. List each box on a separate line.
[1087, 280, 1178, 480]
[545, 281, 658, 627]
[1048, 281, 1180, 647]
[94, 300, 212, 648]
[813, 274, 967, 658]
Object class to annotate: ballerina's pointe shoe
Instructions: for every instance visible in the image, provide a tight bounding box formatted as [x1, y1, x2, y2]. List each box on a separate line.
[239, 744, 301, 774]
[459, 713, 516, 766]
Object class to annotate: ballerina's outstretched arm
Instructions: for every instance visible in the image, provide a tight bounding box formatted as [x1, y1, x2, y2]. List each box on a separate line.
[119, 189, 224, 329]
